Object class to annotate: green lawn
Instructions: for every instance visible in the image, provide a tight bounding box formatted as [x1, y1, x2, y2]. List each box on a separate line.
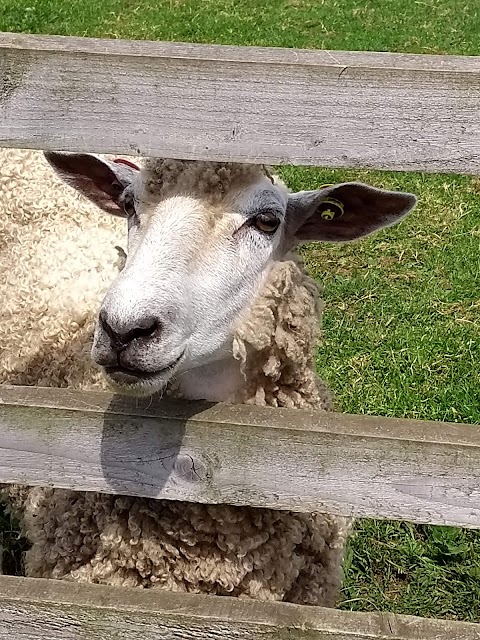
[1, 0, 480, 621]
[2, 0, 480, 55]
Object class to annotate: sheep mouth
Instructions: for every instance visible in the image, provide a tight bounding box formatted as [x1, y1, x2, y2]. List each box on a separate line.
[104, 352, 184, 385]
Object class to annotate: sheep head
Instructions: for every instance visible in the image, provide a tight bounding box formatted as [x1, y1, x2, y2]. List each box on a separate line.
[45, 152, 416, 397]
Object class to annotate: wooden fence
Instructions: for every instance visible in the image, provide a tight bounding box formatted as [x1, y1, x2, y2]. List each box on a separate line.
[1, 30, 479, 639]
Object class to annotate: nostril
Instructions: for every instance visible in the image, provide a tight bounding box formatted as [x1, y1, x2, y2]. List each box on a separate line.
[98, 311, 161, 348]
[127, 318, 161, 342]
[99, 310, 118, 343]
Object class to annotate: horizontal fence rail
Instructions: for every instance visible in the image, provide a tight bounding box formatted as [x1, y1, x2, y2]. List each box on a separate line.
[0, 575, 479, 640]
[1, 32, 480, 173]
[0, 385, 479, 528]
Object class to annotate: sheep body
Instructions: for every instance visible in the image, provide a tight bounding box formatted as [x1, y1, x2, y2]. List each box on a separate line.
[0, 148, 350, 605]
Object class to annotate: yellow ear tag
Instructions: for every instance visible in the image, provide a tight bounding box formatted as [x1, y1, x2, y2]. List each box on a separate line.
[321, 208, 336, 221]
[319, 197, 345, 221]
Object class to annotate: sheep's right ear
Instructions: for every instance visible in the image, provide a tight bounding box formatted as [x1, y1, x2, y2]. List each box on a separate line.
[44, 151, 140, 217]
[286, 182, 417, 244]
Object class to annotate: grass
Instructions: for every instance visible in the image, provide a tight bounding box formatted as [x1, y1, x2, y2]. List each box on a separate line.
[284, 167, 480, 425]
[1, 0, 480, 55]
[342, 521, 480, 620]
[1, 0, 480, 622]
[0, 509, 27, 577]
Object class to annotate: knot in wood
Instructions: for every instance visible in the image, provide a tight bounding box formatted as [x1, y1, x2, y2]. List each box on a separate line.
[174, 454, 208, 483]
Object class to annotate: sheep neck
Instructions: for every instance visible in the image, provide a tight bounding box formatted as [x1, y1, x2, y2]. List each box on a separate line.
[169, 256, 331, 411]
[171, 356, 244, 402]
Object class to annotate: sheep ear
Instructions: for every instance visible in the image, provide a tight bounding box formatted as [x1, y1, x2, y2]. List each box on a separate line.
[287, 182, 417, 244]
[44, 151, 139, 217]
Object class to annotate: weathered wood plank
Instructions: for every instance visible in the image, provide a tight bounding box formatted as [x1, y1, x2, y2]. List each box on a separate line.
[1, 32, 480, 174]
[0, 385, 480, 528]
[1, 575, 479, 639]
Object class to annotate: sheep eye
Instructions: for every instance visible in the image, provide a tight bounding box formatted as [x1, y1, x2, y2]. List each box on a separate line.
[122, 193, 136, 217]
[252, 212, 280, 234]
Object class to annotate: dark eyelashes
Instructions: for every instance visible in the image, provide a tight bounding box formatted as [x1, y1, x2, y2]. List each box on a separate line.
[121, 193, 134, 215]
[248, 210, 282, 235]
[231, 209, 283, 239]
[122, 196, 282, 236]
[122, 192, 141, 221]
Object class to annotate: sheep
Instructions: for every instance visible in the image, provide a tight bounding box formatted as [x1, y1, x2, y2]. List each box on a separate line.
[0, 147, 416, 605]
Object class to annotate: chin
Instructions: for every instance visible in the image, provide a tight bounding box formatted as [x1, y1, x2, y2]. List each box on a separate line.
[103, 369, 170, 397]
[99, 352, 185, 397]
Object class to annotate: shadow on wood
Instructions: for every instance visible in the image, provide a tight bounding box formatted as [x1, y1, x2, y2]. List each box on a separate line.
[100, 394, 214, 496]
[0, 385, 480, 528]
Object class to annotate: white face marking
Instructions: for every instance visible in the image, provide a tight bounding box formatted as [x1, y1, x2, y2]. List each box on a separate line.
[92, 172, 290, 395]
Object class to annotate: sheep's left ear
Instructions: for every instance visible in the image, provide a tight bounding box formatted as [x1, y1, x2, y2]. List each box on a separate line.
[286, 182, 417, 244]
[44, 151, 140, 217]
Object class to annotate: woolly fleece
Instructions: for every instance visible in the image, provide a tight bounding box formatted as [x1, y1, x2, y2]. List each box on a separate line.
[0, 148, 350, 606]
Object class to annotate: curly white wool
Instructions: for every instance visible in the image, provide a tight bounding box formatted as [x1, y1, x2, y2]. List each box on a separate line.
[0, 148, 350, 606]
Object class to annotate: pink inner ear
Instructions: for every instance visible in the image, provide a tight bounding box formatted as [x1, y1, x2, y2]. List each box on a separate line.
[113, 158, 140, 171]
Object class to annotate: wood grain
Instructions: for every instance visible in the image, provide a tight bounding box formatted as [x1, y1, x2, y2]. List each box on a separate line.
[1, 385, 480, 528]
[1, 575, 479, 639]
[1, 32, 480, 173]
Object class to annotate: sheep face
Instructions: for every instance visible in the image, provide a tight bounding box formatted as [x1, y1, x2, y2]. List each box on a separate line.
[44, 152, 416, 396]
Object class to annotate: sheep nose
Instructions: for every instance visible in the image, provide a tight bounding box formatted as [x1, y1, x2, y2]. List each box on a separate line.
[99, 310, 161, 350]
